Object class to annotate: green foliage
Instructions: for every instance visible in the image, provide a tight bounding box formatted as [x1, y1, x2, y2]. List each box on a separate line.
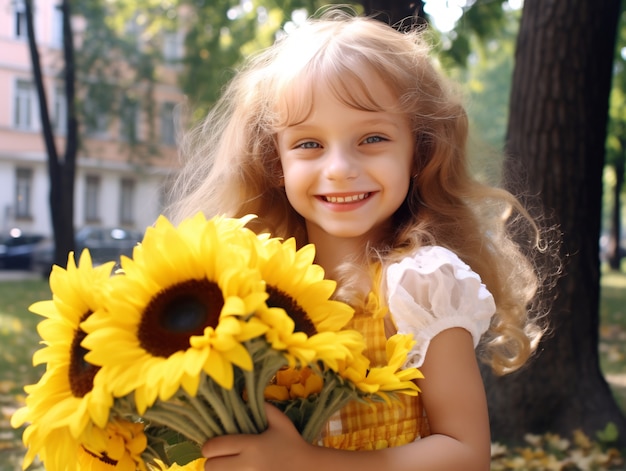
[434, 0, 510, 68]
[606, 3, 626, 168]
[597, 422, 619, 445]
[71, 0, 178, 164]
[462, 0, 506, 40]
[441, 4, 520, 160]
[468, 14, 519, 149]
[178, 0, 347, 120]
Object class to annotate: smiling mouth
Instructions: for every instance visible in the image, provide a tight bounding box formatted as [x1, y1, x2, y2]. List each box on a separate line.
[322, 193, 371, 203]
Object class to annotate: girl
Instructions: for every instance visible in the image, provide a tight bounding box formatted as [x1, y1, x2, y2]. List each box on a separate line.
[167, 8, 552, 471]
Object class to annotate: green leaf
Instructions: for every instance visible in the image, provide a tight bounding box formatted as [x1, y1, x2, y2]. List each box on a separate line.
[166, 440, 203, 465]
[596, 422, 619, 443]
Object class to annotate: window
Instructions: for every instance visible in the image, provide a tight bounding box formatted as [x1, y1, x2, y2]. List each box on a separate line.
[163, 31, 184, 63]
[84, 175, 101, 222]
[15, 168, 33, 219]
[53, 84, 67, 133]
[119, 178, 135, 225]
[120, 98, 140, 143]
[14, 0, 27, 39]
[84, 97, 109, 138]
[51, 4, 63, 48]
[160, 102, 177, 146]
[14, 79, 38, 130]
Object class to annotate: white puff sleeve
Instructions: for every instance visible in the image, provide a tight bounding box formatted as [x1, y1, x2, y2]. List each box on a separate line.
[386, 246, 495, 369]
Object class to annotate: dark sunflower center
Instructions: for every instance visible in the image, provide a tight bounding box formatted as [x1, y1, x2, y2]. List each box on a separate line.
[266, 286, 317, 337]
[138, 279, 224, 357]
[69, 312, 100, 398]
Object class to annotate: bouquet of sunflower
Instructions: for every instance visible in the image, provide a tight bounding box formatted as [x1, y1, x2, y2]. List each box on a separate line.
[11, 213, 422, 471]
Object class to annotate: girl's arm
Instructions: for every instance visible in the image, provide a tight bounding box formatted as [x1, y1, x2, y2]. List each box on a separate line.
[202, 327, 491, 471]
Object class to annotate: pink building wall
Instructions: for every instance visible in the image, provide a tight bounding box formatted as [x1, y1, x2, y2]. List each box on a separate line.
[0, 0, 182, 237]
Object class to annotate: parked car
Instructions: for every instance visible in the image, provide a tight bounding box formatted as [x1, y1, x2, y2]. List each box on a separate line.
[31, 226, 144, 277]
[0, 230, 45, 270]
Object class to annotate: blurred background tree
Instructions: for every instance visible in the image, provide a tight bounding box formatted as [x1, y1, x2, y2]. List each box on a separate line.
[605, 4, 626, 271]
[488, 0, 625, 445]
[24, 0, 77, 276]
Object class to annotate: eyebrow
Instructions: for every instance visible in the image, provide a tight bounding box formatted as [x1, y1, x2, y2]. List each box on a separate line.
[285, 115, 404, 131]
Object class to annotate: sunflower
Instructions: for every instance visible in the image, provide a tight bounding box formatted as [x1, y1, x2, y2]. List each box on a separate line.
[14, 422, 80, 471]
[15, 418, 147, 471]
[252, 237, 363, 367]
[11, 250, 116, 467]
[264, 363, 364, 443]
[81, 213, 271, 415]
[264, 335, 421, 443]
[264, 366, 324, 401]
[149, 458, 206, 471]
[78, 419, 148, 471]
[339, 333, 423, 400]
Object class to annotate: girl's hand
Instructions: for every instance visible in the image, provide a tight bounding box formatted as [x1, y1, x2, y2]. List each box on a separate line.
[202, 403, 311, 471]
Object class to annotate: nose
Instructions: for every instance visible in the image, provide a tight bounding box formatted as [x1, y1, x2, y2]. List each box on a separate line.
[323, 146, 359, 180]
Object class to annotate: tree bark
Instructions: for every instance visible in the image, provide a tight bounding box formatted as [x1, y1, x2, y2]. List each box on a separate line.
[56, 0, 77, 264]
[24, 0, 75, 267]
[362, 0, 426, 26]
[484, 0, 626, 445]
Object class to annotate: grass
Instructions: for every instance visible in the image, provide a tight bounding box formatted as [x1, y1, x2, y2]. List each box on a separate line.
[0, 278, 49, 471]
[599, 268, 626, 413]
[0, 271, 625, 470]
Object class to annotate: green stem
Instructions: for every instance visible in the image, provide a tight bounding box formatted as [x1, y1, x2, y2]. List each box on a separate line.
[301, 387, 354, 443]
[244, 340, 289, 431]
[297, 372, 359, 443]
[157, 399, 218, 440]
[186, 393, 224, 437]
[142, 407, 206, 445]
[198, 378, 239, 434]
[110, 395, 141, 421]
[141, 441, 170, 468]
[243, 368, 265, 430]
[223, 385, 258, 433]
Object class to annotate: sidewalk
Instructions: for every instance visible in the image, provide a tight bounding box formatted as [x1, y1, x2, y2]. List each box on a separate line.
[0, 269, 40, 281]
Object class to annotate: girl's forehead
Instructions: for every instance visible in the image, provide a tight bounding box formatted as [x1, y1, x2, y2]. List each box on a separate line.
[275, 66, 399, 125]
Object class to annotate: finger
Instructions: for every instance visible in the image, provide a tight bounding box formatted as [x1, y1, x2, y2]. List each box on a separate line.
[201, 435, 242, 459]
[264, 402, 284, 422]
[264, 402, 299, 434]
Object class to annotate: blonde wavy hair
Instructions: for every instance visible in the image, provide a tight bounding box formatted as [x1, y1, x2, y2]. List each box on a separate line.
[167, 8, 557, 375]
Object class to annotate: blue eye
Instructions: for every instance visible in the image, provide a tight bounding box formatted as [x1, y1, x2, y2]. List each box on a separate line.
[363, 135, 386, 144]
[297, 141, 320, 149]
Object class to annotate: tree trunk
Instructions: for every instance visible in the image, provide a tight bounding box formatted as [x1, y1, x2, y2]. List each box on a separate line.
[55, 0, 77, 265]
[362, 0, 426, 26]
[25, 0, 75, 267]
[483, 0, 626, 445]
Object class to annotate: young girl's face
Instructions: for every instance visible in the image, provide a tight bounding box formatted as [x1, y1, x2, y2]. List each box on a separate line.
[276, 76, 414, 245]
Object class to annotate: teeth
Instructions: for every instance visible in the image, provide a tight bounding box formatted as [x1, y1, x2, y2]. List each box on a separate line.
[324, 193, 369, 203]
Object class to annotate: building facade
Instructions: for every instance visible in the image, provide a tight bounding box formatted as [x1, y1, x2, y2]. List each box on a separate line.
[0, 0, 182, 238]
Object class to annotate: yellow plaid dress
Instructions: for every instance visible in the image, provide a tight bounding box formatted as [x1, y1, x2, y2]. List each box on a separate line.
[319, 293, 430, 450]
